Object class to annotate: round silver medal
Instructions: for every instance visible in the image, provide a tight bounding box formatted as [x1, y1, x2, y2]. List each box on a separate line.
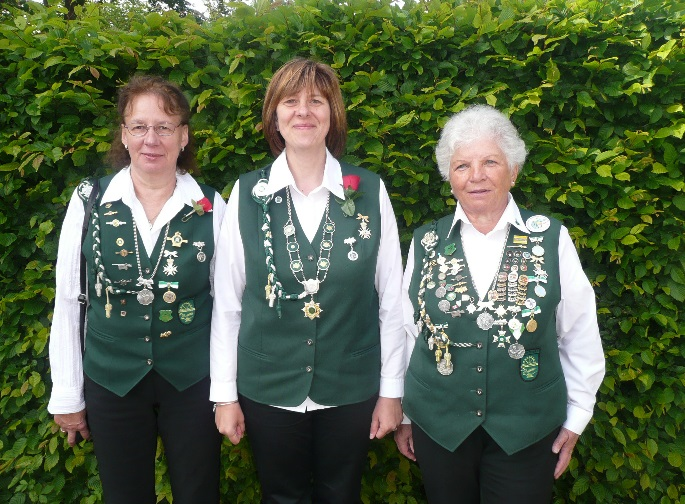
[508, 342, 525, 359]
[532, 245, 545, 257]
[477, 312, 495, 330]
[525, 215, 550, 232]
[163, 291, 176, 303]
[283, 224, 296, 237]
[137, 288, 154, 306]
[197, 251, 206, 262]
[438, 299, 451, 312]
[437, 358, 454, 376]
[347, 250, 358, 261]
[435, 286, 447, 298]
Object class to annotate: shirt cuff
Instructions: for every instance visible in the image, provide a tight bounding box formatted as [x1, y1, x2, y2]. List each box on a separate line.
[563, 403, 594, 435]
[209, 380, 238, 403]
[46, 385, 85, 415]
[379, 376, 404, 399]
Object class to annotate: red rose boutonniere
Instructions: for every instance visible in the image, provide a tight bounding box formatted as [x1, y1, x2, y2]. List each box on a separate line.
[182, 196, 213, 222]
[336, 174, 363, 217]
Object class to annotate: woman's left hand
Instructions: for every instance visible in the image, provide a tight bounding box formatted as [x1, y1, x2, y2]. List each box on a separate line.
[54, 410, 90, 447]
[552, 427, 580, 479]
[369, 397, 402, 439]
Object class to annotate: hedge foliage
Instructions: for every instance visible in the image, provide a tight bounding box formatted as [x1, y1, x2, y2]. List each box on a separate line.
[1, 0, 684, 502]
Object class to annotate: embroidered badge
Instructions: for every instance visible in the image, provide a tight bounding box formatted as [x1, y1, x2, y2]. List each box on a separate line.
[444, 243, 457, 256]
[178, 300, 195, 324]
[520, 349, 540, 381]
[159, 310, 173, 322]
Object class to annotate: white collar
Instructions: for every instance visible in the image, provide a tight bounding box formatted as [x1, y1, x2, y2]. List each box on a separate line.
[265, 149, 346, 199]
[100, 167, 206, 209]
[447, 194, 529, 237]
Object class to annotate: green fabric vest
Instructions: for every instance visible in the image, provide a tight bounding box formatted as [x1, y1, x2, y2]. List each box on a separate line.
[236, 164, 382, 407]
[80, 175, 216, 397]
[405, 209, 567, 455]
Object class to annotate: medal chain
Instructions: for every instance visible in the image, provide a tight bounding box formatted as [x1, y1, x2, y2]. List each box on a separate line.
[284, 186, 334, 295]
[132, 216, 170, 290]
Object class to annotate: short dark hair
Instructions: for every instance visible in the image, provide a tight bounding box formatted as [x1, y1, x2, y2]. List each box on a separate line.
[262, 58, 347, 158]
[106, 75, 198, 174]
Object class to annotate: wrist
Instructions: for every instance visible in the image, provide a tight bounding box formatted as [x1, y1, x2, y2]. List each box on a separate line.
[213, 400, 238, 412]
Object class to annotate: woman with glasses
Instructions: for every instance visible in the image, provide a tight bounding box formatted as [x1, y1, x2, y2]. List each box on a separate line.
[48, 75, 226, 504]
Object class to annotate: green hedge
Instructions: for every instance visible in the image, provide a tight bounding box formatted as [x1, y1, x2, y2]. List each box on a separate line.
[1, 0, 684, 502]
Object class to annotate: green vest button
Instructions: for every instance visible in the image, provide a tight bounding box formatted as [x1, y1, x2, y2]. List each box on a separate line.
[306, 366, 313, 373]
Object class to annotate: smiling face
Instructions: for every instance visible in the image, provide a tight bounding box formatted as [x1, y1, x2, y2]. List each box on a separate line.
[275, 87, 331, 154]
[121, 93, 188, 176]
[449, 137, 519, 224]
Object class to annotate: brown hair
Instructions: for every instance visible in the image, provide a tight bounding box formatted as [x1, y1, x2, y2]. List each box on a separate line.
[262, 58, 347, 158]
[106, 75, 198, 174]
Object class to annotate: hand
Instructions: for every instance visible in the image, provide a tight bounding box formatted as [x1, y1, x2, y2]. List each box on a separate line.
[369, 396, 402, 440]
[394, 423, 416, 461]
[552, 427, 580, 479]
[54, 410, 90, 447]
[215, 402, 245, 445]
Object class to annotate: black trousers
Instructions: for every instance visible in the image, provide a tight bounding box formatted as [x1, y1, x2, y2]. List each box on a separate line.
[413, 425, 559, 504]
[84, 372, 221, 504]
[240, 394, 377, 504]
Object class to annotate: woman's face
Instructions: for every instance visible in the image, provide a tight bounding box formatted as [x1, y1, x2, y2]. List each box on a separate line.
[121, 93, 188, 176]
[275, 87, 330, 153]
[449, 137, 518, 221]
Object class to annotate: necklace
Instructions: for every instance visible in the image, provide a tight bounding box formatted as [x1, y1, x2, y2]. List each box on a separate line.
[284, 186, 334, 320]
[90, 206, 170, 315]
[132, 217, 170, 305]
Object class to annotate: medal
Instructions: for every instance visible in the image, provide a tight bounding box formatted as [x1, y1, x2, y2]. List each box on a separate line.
[508, 342, 525, 359]
[477, 312, 495, 330]
[525, 215, 550, 232]
[137, 288, 154, 305]
[344, 237, 358, 261]
[193, 241, 207, 262]
[302, 299, 322, 320]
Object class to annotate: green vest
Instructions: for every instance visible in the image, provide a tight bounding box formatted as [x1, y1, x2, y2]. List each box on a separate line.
[405, 209, 567, 455]
[80, 175, 216, 397]
[236, 164, 382, 407]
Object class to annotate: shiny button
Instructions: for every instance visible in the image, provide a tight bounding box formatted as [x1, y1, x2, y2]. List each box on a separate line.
[307, 339, 314, 346]
[476, 365, 483, 373]
[305, 366, 313, 373]
[476, 342, 483, 349]
[144, 315, 150, 321]
[144, 336, 151, 342]
[476, 410, 483, 417]
[145, 268, 151, 274]
[147, 359, 153, 365]
[476, 388, 483, 395]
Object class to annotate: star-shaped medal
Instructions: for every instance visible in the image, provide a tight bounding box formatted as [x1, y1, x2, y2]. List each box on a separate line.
[302, 300, 322, 320]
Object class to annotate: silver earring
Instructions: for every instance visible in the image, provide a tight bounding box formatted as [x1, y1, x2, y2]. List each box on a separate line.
[124, 144, 128, 150]
[181, 146, 185, 153]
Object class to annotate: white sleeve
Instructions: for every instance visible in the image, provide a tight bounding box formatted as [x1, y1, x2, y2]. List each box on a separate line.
[209, 191, 228, 296]
[375, 181, 406, 398]
[556, 226, 606, 434]
[47, 189, 87, 414]
[209, 181, 245, 403]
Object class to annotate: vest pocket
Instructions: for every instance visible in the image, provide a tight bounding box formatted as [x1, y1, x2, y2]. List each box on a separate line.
[350, 342, 380, 359]
[406, 367, 431, 392]
[237, 342, 272, 362]
[87, 325, 117, 343]
[530, 374, 563, 394]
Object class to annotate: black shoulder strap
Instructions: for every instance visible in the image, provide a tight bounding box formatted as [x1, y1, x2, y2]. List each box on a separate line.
[78, 179, 100, 355]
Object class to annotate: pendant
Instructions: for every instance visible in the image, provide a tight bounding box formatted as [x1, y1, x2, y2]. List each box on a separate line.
[344, 237, 358, 261]
[197, 251, 206, 262]
[508, 342, 525, 359]
[137, 288, 154, 305]
[535, 284, 546, 297]
[302, 299, 322, 320]
[303, 278, 320, 295]
[163, 290, 176, 303]
[477, 312, 495, 330]
[526, 318, 538, 332]
[437, 355, 453, 376]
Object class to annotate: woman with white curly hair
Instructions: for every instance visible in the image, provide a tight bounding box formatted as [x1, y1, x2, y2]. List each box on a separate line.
[395, 104, 605, 503]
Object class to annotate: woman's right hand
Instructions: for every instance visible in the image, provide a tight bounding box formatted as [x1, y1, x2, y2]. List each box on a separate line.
[54, 410, 90, 447]
[394, 423, 416, 461]
[215, 402, 245, 445]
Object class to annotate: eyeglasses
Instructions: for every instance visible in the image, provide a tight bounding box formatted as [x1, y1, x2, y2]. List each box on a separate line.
[124, 123, 181, 137]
